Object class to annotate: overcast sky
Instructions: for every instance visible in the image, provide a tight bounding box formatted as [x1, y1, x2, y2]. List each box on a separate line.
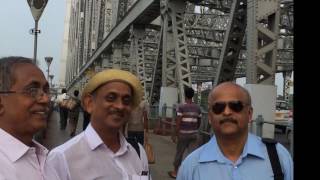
[0, 0, 65, 84]
[0, 1, 292, 95]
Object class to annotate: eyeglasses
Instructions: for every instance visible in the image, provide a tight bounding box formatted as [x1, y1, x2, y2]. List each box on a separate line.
[211, 100, 248, 114]
[0, 87, 51, 100]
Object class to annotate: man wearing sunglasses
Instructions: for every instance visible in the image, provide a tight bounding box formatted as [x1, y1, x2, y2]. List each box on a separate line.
[0, 56, 59, 179]
[177, 82, 293, 180]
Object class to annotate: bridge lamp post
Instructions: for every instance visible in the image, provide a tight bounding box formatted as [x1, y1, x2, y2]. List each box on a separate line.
[27, 0, 49, 64]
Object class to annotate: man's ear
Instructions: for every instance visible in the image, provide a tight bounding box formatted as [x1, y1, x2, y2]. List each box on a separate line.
[83, 94, 94, 114]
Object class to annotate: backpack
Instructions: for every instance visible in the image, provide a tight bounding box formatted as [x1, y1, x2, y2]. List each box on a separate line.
[59, 99, 69, 109]
[65, 98, 78, 110]
[262, 138, 284, 180]
[126, 137, 140, 158]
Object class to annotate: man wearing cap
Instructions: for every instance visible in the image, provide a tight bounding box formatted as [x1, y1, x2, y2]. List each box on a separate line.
[47, 69, 150, 180]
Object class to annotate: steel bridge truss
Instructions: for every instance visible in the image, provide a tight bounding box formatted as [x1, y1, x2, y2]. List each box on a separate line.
[65, 0, 293, 104]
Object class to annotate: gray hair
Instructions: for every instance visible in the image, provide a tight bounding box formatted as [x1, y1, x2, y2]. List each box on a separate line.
[0, 56, 34, 91]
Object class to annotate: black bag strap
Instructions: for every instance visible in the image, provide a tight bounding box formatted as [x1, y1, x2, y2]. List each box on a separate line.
[262, 138, 284, 180]
[126, 137, 140, 158]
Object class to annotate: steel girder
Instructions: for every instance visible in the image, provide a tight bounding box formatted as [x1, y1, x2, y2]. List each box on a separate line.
[129, 25, 147, 97]
[65, 0, 293, 101]
[149, 23, 163, 105]
[111, 0, 128, 27]
[214, 0, 247, 86]
[191, 0, 233, 13]
[246, 0, 280, 84]
[160, 0, 192, 103]
[112, 41, 123, 69]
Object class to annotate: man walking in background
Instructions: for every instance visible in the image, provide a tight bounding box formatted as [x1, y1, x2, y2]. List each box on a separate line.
[57, 88, 69, 130]
[168, 87, 202, 178]
[126, 99, 149, 145]
[68, 90, 81, 137]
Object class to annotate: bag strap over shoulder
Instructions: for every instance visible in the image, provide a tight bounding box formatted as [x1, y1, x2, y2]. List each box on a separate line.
[126, 137, 140, 158]
[262, 138, 284, 180]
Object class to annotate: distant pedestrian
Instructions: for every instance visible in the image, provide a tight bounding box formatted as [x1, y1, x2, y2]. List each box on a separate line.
[57, 88, 69, 130]
[126, 99, 149, 145]
[68, 90, 81, 137]
[177, 82, 293, 180]
[168, 87, 201, 178]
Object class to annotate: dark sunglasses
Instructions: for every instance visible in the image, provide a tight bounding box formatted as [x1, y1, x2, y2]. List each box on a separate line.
[211, 100, 247, 114]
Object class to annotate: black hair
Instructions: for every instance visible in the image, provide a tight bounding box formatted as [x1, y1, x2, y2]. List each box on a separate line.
[184, 87, 195, 99]
[61, 88, 67, 93]
[74, 90, 79, 97]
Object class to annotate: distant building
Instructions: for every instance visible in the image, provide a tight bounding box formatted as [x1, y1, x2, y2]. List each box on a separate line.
[59, 0, 72, 87]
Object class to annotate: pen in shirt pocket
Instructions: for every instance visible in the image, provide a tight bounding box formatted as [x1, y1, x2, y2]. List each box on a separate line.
[141, 171, 148, 176]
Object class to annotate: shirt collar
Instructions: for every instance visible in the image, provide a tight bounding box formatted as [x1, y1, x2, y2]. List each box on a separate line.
[84, 123, 130, 152]
[198, 133, 265, 163]
[198, 136, 224, 163]
[242, 133, 266, 159]
[0, 128, 48, 162]
[84, 123, 104, 150]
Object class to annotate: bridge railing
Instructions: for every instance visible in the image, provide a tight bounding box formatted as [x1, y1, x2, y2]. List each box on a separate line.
[250, 115, 294, 156]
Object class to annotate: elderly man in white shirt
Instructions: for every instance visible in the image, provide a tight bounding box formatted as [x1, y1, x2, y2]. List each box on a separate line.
[0, 56, 59, 180]
[47, 69, 150, 180]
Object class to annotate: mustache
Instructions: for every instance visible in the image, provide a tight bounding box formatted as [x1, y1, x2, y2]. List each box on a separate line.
[108, 109, 125, 117]
[219, 118, 237, 125]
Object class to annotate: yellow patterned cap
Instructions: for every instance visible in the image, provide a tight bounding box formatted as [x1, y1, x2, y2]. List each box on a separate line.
[82, 69, 143, 107]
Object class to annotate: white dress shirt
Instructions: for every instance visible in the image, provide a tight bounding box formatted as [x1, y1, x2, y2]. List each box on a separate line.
[0, 128, 59, 180]
[47, 123, 150, 180]
[56, 93, 69, 104]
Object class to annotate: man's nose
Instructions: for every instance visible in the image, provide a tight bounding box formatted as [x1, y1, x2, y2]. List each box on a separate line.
[114, 99, 126, 109]
[222, 105, 232, 115]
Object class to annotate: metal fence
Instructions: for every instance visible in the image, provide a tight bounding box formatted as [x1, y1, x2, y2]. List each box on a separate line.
[251, 115, 293, 156]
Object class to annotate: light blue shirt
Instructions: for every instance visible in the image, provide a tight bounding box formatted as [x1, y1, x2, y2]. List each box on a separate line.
[177, 133, 293, 180]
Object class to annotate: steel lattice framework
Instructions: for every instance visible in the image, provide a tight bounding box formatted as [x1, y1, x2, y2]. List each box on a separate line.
[63, 0, 293, 103]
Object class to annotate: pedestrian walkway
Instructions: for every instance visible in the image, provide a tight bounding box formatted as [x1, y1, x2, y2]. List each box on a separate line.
[42, 110, 84, 150]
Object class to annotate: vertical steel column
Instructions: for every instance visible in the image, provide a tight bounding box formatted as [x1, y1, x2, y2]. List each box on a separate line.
[103, 0, 112, 38]
[246, 0, 280, 84]
[161, 0, 192, 103]
[112, 41, 123, 69]
[150, 24, 163, 105]
[283, 71, 292, 102]
[197, 82, 202, 105]
[111, 0, 128, 27]
[214, 0, 247, 86]
[129, 25, 147, 97]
